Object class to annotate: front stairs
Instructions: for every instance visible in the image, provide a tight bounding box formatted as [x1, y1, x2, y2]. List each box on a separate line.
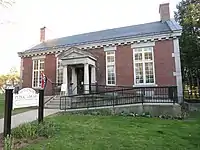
[44, 95, 62, 109]
[45, 95, 72, 109]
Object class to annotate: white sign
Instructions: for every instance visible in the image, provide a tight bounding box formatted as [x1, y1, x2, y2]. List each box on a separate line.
[13, 88, 39, 109]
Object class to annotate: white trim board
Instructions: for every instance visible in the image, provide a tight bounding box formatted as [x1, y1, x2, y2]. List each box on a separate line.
[105, 51, 116, 86]
[131, 41, 155, 48]
[173, 38, 183, 103]
[104, 46, 117, 51]
[133, 46, 156, 86]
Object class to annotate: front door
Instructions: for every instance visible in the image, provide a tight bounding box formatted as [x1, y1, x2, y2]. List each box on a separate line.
[76, 67, 84, 94]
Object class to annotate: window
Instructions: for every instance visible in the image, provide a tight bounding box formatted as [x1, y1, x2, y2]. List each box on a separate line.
[56, 58, 63, 84]
[32, 59, 44, 87]
[106, 51, 116, 85]
[133, 47, 155, 85]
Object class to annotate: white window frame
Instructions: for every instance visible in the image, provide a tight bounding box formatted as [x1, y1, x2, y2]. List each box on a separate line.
[56, 57, 63, 84]
[133, 46, 156, 86]
[105, 51, 116, 86]
[32, 58, 45, 88]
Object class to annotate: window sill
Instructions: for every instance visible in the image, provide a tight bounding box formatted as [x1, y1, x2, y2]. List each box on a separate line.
[106, 84, 116, 87]
[132, 84, 158, 88]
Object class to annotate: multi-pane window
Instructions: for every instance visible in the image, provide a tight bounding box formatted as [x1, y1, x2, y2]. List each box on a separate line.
[57, 58, 63, 84]
[32, 59, 44, 87]
[106, 51, 116, 85]
[133, 47, 155, 85]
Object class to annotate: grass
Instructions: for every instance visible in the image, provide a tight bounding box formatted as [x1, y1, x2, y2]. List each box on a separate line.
[0, 94, 36, 118]
[18, 113, 200, 150]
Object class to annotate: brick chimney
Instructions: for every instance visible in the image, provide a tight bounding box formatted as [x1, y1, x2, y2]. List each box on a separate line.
[40, 26, 46, 42]
[159, 3, 170, 22]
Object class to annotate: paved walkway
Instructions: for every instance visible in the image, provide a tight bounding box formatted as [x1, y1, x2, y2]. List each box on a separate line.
[0, 109, 61, 133]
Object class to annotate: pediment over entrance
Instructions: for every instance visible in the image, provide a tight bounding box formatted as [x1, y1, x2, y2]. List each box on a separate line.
[58, 47, 96, 61]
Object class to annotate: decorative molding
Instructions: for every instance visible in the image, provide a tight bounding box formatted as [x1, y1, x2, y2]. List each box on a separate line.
[32, 55, 46, 60]
[18, 32, 182, 58]
[131, 41, 155, 48]
[104, 46, 117, 51]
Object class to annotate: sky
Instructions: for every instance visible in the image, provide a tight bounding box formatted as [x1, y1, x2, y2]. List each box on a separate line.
[0, 0, 181, 74]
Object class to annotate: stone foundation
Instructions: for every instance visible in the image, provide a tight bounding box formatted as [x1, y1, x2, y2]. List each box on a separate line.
[184, 102, 200, 111]
[66, 103, 181, 117]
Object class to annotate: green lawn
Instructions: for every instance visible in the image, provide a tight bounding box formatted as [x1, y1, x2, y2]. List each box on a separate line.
[20, 113, 200, 150]
[0, 94, 36, 118]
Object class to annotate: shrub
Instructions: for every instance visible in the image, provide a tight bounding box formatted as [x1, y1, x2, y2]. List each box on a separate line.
[12, 121, 58, 139]
[4, 135, 13, 150]
[66, 109, 113, 116]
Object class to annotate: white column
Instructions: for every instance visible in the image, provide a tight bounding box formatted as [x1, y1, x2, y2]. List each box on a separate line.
[71, 67, 77, 94]
[91, 65, 96, 92]
[91, 66, 96, 84]
[173, 38, 183, 103]
[84, 63, 89, 93]
[62, 65, 68, 95]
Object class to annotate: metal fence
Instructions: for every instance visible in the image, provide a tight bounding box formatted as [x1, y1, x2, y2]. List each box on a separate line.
[60, 86, 178, 110]
[52, 82, 62, 95]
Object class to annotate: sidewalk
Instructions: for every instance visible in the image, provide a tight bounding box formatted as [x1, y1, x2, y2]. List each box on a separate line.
[0, 109, 61, 133]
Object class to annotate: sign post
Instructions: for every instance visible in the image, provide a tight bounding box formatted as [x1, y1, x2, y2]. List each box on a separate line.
[38, 89, 44, 123]
[4, 88, 13, 137]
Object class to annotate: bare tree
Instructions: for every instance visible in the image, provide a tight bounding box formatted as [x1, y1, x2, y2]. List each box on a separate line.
[0, 0, 15, 7]
[0, 0, 15, 25]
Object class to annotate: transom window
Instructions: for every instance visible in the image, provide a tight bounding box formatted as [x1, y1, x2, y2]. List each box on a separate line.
[57, 58, 63, 84]
[32, 59, 44, 87]
[133, 47, 155, 85]
[106, 51, 116, 85]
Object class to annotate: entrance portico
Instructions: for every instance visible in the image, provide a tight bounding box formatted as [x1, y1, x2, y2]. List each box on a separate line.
[58, 47, 96, 95]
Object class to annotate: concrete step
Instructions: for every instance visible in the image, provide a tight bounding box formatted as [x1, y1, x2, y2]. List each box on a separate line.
[45, 103, 71, 109]
[44, 105, 61, 109]
[48, 102, 69, 106]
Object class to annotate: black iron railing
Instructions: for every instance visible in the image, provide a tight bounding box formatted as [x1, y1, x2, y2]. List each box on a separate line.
[60, 86, 178, 110]
[51, 83, 134, 96]
[51, 82, 62, 95]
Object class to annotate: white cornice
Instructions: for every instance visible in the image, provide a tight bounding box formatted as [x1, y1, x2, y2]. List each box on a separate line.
[131, 41, 155, 48]
[32, 55, 46, 60]
[18, 31, 181, 58]
[104, 46, 117, 51]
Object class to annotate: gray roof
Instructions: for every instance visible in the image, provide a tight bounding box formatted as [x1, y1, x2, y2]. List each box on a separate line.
[25, 19, 182, 52]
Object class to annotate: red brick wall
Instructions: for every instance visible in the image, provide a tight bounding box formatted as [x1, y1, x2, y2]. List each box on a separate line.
[21, 39, 176, 95]
[89, 48, 106, 85]
[22, 57, 32, 88]
[44, 54, 56, 95]
[116, 45, 134, 86]
[88, 40, 175, 87]
[154, 40, 176, 86]
[21, 54, 56, 96]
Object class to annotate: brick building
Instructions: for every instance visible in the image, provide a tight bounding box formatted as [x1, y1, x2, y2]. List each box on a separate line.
[18, 3, 183, 101]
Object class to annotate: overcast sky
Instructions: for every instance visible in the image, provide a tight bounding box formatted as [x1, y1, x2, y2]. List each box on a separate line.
[0, 0, 181, 74]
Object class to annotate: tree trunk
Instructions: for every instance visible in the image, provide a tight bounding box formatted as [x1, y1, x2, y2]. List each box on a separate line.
[189, 69, 193, 90]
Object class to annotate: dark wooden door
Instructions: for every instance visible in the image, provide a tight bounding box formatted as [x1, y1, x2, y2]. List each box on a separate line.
[76, 67, 84, 94]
